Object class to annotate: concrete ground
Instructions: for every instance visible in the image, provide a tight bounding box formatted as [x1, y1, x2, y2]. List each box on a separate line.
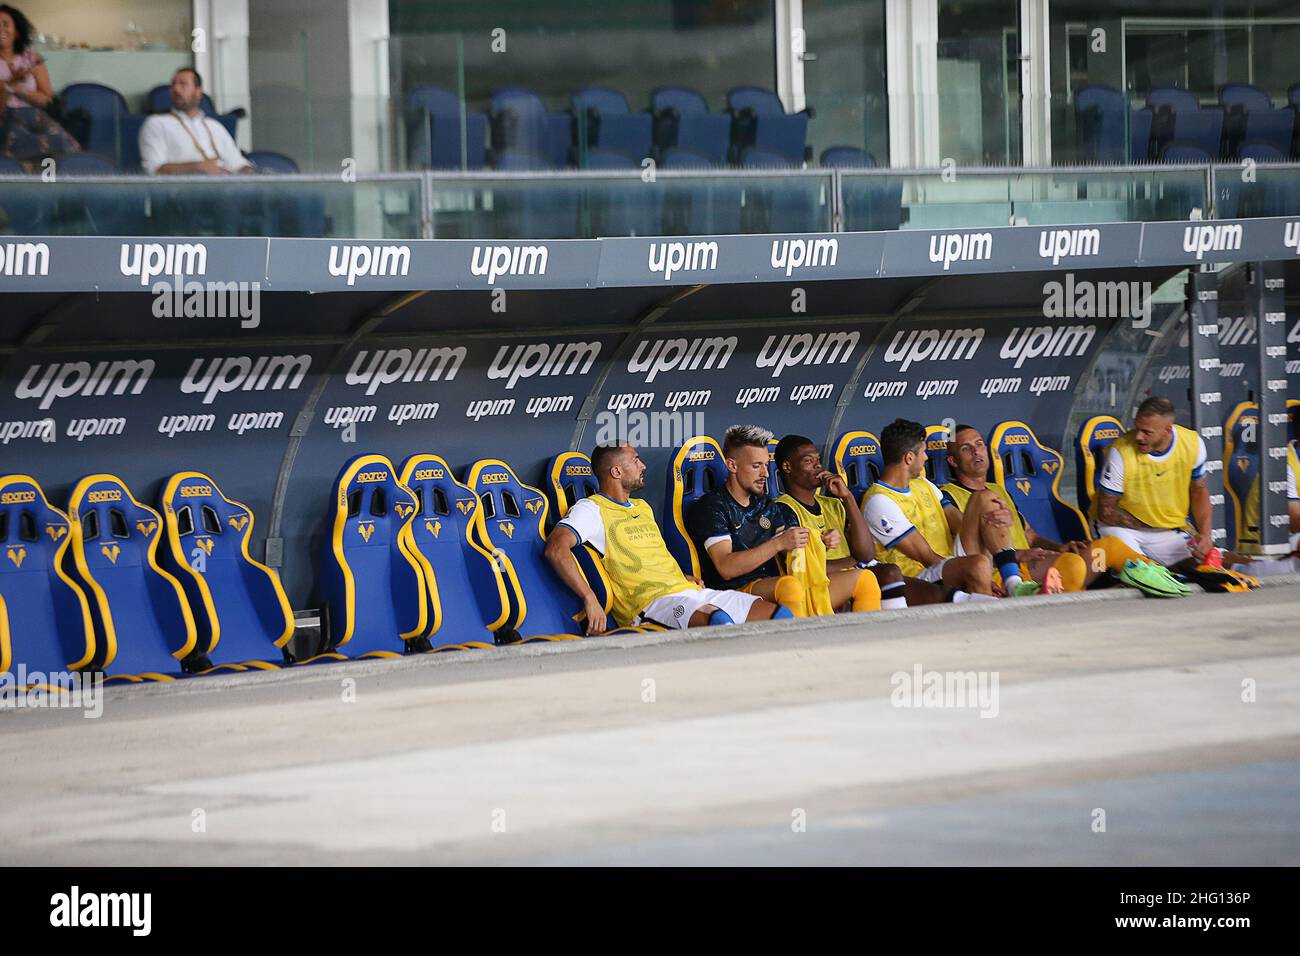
[2, 579, 1298, 866]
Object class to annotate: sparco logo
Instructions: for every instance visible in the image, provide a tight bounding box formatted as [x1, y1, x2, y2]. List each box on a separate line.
[628, 336, 736, 383]
[756, 331, 859, 377]
[181, 354, 311, 405]
[1038, 228, 1100, 265]
[488, 341, 601, 389]
[471, 244, 549, 284]
[1183, 223, 1242, 260]
[120, 242, 206, 285]
[1000, 325, 1096, 369]
[16, 359, 154, 410]
[328, 244, 411, 286]
[770, 238, 838, 276]
[883, 327, 984, 372]
[647, 241, 718, 280]
[0, 241, 49, 276]
[346, 347, 466, 395]
[928, 233, 992, 270]
[1283, 221, 1300, 254]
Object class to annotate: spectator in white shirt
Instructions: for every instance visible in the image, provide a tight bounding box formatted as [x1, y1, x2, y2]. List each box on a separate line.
[139, 68, 251, 175]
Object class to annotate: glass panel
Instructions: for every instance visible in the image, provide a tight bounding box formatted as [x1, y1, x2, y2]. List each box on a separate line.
[1214, 163, 1300, 219]
[800, 0, 889, 165]
[937, 1, 1021, 166]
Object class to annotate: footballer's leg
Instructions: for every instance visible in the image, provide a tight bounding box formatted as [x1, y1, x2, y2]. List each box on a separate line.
[825, 567, 881, 612]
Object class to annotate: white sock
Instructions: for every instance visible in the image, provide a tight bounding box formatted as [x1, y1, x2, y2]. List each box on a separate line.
[1002, 574, 1023, 591]
[952, 590, 997, 603]
[881, 596, 907, 610]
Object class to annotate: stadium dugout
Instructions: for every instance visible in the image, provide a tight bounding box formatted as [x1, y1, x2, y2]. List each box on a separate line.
[0, 213, 1297, 670]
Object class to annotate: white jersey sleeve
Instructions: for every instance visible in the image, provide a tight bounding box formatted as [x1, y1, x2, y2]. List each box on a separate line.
[1099, 445, 1125, 495]
[557, 498, 605, 554]
[863, 493, 914, 548]
[1190, 433, 1208, 480]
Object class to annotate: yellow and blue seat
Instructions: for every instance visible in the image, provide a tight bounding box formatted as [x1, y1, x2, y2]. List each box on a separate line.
[399, 453, 523, 649]
[321, 453, 433, 659]
[923, 424, 952, 485]
[831, 429, 883, 508]
[65, 474, 199, 680]
[1223, 401, 1260, 550]
[989, 421, 1089, 543]
[1075, 415, 1124, 525]
[663, 436, 727, 578]
[157, 472, 293, 670]
[0, 475, 95, 681]
[545, 452, 599, 524]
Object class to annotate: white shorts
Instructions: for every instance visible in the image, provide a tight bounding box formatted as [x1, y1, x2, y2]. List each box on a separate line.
[1097, 525, 1194, 566]
[639, 588, 762, 629]
[916, 558, 949, 584]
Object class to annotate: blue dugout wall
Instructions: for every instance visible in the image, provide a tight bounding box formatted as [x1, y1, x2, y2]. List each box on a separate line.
[2, 221, 1297, 609]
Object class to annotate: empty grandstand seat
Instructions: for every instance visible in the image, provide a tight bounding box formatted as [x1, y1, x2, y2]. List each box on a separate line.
[0, 475, 95, 679]
[1075, 415, 1124, 524]
[403, 85, 488, 170]
[663, 436, 728, 579]
[1129, 108, 1154, 162]
[766, 437, 784, 497]
[572, 86, 652, 163]
[490, 86, 572, 167]
[157, 472, 293, 669]
[924, 425, 953, 486]
[989, 422, 1088, 543]
[246, 150, 299, 172]
[320, 454, 433, 658]
[650, 85, 730, 166]
[831, 430, 883, 506]
[1223, 401, 1260, 550]
[1240, 108, 1295, 158]
[726, 85, 811, 166]
[546, 452, 599, 520]
[1147, 86, 1201, 112]
[65, 475, 199, 680]
[820, 148, 902, 231]
[1220, 83, 1274, 158]
[399, 454, 523, 649]
[1219, 83, 1272, 114]
[464, 459, 585, 640]
[1166, 108, 1224, 159]
[59, 83, 129, 156]
[1074, 84, 1127, 163]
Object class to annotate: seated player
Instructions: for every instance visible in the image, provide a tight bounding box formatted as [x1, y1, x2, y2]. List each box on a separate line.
[861, 419, 996, 602]
[774, 433, 944, 610]
[544, 442, 787, 632]
[686, 424, 808, 616]
[940, 424, 1092, 593]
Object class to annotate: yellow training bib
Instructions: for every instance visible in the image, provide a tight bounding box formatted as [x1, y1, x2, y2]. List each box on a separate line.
[776, 494, 836, 616]
[588, 495, 697, 626]
[940, 480, 1030, 550]
[1112, 424, 1199, 530]
[864, 479, 953, 578]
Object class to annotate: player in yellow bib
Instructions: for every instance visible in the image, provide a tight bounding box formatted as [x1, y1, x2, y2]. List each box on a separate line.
[1095, 396, 1213, 570]
[544, 442, 784, 632]
[861, 419, 996, 601]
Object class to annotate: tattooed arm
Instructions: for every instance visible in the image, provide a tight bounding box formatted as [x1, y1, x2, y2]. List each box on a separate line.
[1096, 491, 1155, 531]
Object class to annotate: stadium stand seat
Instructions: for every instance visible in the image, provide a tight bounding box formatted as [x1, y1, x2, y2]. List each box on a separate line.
[1220, 83, 1273, 158]
[464, 458, 592, 640]
[0, 475, 95, 680]
[726, 85, 811, 166]
[157, 472, 293, 670]
[831, 430, 883, 505]
[989, 421, 1089, 543]
[572, 86, 652, 163]
[820, 148, 903, 231]
[320, 454, 434, 658]
[59, 83, 129, 157]
[1129, 107, 1154, 162]
[1074, 84, 1127, 163]
[663, 437, 728, 579]
[1148, 86, 1201, 113]
[65, 474, 200, 680]
[403, 85, 489, 170]
[1219, 83, 1272, 114]
[489, 86, 572, 168]
[144, 84, 243, 140]
[650, 85, 730, 167]
[246, 150, 299, 172]
[1075, 415, 1124, 525]
[1240, 108, 1296, 159]
[399, 454, 526, 649]
[1166, 108, 1224, 159]
[546, 452, 599, 521]
[1223, 401, 1260, 550]
[924, 425, 952, 486]
[766, 437, 784, 497]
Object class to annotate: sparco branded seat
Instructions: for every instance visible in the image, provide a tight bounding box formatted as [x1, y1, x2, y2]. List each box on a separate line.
[399, 453, 524, 649]
[831, 430, 883, 507]
[989, 422, 1089, 543]
[65, 475, 200, 681]
[1075, 415, 1124, 526]
[157, 472, 294, 670]
[663, 436, 728, 579]
[321, 454, 435, 659]
[0, 475, 95, 682]
[924, 424, 953, 486]
[1223, 401, 1260, 551]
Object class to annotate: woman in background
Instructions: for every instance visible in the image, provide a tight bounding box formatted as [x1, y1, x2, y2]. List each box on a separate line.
[0, 4, 81, 164]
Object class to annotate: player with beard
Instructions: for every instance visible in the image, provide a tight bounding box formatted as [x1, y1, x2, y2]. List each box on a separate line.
[544, 442, 786, 632]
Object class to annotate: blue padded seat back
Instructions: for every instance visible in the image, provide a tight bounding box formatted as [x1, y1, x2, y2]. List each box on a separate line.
[766, 437, 783, 497]
[1147, 86, 1200, 112]
[1168, 108, 1223, 158]
[491, 86, 569, 164]
[728, 86, 808, 165]
[1219, 83, 1272, 113]
[403, 85, 488, 170]
[989, 422, 1088, 543]
[1223, 402, 1260, 550]
[158, 472, 293, 668]
[831, 430, 883, 506]
[0, 475, 94, 676]
[1129, 108, 1154, 162]
[924, 425, 953, 486]
[651, 86, 730, 165]
[572, 86, 651, 161]
[466, 459, 582, 639]
[1075, 415, 1124, 522]
[399, 454, 521, 648]
[820, 146, 869, 167]
[321, 454, 430, 656]
[663, 436, 728, 578]
[1242, 109, 1295, 157]
[66, 475, 196, 677]
[547, 452, 599, 520]
[60, 83, 128, 154]
[1074, 84, 1126, 163]
[246, 150, 299, 172]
